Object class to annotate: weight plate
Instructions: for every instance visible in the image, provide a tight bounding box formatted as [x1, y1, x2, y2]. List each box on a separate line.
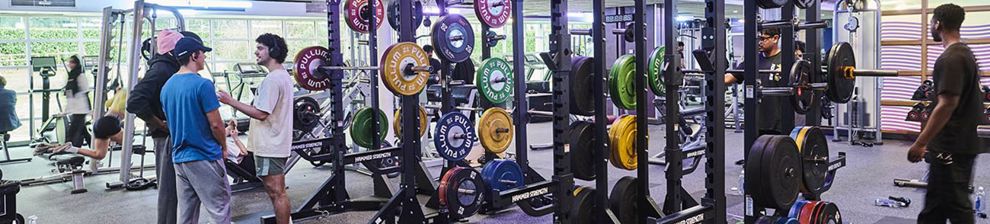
[609, 176, 640, 224]
[648, 46, 666, 96]
[435, 112, 476, 161]
[344, 0, 385, 33]
[789, 126, 830, 195]
[478, 107, 514, 154]
[569, 121, 597, 180]
[745, 135, 773, 209]
[757, 0, 787, 8]
[431, 14, 475, 63]
[609, 115, 633, 168]
[381, 42, 431, 96]
[814, 201, 843, 224]
[609, 115, 637, 170]
[293, 46, 332, 91]
[827, 42, 856, 103]
[393, 105, 428, 138]
[609, 55, 637, 109]
[778, 218, 799, 224]
[474, 0, 511, 28]
[438, 167, 485, 220]
[293, 97, 321, 132]
[789, 200, 809, 219]
[795, 0, 816, 9]
[386, 0, 423, 32]
[350, 107, 388, 148]
[570, 56, 595, 115]
[756, 216, 779, 224]
[571, 186, 596, 224]
[790, 60, 815, 114]
[476, 58, 514, 104]
[759, 135, 801, 210]
[799, 201, 820, 224]
[480, 159, 524, 192]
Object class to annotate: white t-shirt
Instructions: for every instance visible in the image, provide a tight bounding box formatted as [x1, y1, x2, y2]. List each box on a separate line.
[247, 69, 294, 158]
[64, 74, 91, 115]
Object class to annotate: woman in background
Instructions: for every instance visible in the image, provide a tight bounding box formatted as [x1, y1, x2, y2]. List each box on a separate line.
[63, 55, 91, 147]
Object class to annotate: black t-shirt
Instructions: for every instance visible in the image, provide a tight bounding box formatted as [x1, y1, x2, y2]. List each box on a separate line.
[427, 57, 442, 85]
[732, 52, 785, 133]
[930, 43, 986, 155]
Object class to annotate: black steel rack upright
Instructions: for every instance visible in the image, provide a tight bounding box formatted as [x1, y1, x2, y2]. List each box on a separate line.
[590, 0, 621, 222]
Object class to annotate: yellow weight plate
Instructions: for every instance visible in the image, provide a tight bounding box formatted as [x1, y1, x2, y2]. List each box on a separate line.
[609, 115, 638, 170]
[381, 42, 430, 96]
[393, 105, 428, 138]
[478, 107, 514, 154]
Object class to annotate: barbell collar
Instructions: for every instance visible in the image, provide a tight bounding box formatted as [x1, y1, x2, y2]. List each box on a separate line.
[854, 69, 900, 77]
[761, 87, 794, 96]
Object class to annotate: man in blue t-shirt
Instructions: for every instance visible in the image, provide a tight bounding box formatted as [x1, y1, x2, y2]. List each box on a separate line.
[160, 36, 231, 224]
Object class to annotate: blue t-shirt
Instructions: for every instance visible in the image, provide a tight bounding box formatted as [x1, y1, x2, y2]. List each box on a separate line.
[160, 73, 222, 163]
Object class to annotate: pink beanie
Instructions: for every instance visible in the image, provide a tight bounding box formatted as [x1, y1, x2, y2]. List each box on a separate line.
[156, 30, 184, 54]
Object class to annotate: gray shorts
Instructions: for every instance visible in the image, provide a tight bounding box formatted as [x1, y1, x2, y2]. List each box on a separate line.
[254, 155, 287, 177]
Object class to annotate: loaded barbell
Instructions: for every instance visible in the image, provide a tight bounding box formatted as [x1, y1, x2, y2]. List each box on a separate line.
[292, 43, 431, 95]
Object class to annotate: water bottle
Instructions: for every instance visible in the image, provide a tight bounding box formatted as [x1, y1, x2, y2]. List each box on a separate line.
[27, 215, 37, 224]
[976, 186, 986, 217]
[737, 171, 745, 195]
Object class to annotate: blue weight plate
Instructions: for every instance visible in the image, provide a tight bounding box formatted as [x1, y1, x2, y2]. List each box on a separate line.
[435, 112, 476, 161]
[482, 159, 524, 192]
[431, 14, 475, 63]
[789, 200, 808, 219]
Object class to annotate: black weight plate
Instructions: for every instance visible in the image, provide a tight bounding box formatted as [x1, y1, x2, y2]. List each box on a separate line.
[756, 216, 780, 224]
[790, 126, 830, 194]
[761, 136, 801, 210]
[571, 186, 596, 224]
[431, 14, 475, 63]
[609, 176, 640, 224]
[790, 60, 815, 114]
[827, 42, 856, 103]
[745, 135, 775, 208]
[452, 58, 476, 84]
[570, 56, 595, 116]
[815, 201, 843, 224]
[293, 97, 322, 132]
[440, 167, 485, 220]
[386, 0, 423, 32]
[757, 0, 787, 8]
[569, 121, 596, 180]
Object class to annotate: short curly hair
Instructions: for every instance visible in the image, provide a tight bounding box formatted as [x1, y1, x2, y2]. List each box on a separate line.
[256, 33, 289, 64]
[933, 4, 965, 32]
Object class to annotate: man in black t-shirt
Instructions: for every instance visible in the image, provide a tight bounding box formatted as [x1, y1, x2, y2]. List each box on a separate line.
[424, 45, 443, 85]
[724, 27, 785, 135]
[908, 4, 986, 223]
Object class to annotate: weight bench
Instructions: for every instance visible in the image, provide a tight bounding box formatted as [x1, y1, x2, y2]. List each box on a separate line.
[49, 154, 87, 194]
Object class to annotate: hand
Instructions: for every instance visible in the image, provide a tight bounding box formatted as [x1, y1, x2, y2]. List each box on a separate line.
[217, 90, 233, 104]
[907, 143, 927, 163]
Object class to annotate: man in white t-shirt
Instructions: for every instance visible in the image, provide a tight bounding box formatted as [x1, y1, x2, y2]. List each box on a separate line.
[217, 33, 293, 224]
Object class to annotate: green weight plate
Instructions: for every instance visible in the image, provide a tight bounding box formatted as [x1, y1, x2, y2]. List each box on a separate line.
[610, 55, 636, 109]
[476, 58, 514, 104]
[350, 107, 388, 148]
[648, 46, 666, 96]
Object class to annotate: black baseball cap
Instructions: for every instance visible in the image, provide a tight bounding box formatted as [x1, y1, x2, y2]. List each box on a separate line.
[93, 116, 121, 139]
[172, 36, 212, 58]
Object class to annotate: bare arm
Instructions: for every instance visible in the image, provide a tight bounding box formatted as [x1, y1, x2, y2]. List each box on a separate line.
[206, 109, 228, 159]
[916, 94, 960, 146]
[75, 138, 112, 160]
[724, 73, 738, 85]
[217, 90, 269, 121]
[230, 131, 249, 155]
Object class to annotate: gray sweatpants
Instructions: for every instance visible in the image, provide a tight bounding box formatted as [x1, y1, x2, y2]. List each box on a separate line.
[174, 159, 232, 224]
[154, 137, 177, 224]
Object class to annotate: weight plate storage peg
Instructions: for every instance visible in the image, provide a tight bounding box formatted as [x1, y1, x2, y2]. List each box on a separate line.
[293, 97, 322, 132]
[344, 0, 385, 33]
[438, 167, 485, 220]
[393, 105, 428, 138]
[827, 42, 856, 103]
[789, 126, 830, 194]
[474, 0, 511, 28]
[609, 115, 638, 170]
[570, 56, 595, 116]
[435, 112, 476, 161]
[431, 14, 475, 63]
[746, 135, 801, 210]
[292, 46, 332, 91]
[476, 58, 514, 104]
[350, 107, 388, 149]
[478, 107, 514, 154]
[648, 46, 666, 96]
[380, 42, 431, 96]
[386, 0, 423, 31]
[609, 176, 641, 224]
[480, 159, 524, 192]
[609, 55, 637, 109]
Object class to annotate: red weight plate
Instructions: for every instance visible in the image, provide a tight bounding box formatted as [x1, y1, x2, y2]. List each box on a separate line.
[344, 0, 385, 33]
[474, 0, 512, 28]
[293, 46, 332, 91]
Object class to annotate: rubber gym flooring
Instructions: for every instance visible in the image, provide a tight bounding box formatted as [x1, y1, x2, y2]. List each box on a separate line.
[3, 122, 989, 223]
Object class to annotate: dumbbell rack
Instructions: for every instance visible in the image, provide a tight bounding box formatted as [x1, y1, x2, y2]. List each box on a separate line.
[263, 0, 437, 223]
[740, 0, 847, 223]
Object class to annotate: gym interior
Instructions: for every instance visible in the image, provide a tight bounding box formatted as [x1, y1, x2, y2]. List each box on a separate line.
[0, 0, 987, 223]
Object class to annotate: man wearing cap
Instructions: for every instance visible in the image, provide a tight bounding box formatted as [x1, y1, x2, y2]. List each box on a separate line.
[160, 36, 231, 224]
[127, 29, 191, 224]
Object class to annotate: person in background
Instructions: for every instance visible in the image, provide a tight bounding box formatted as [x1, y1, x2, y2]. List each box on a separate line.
[63, 55, 91, 148]
[424, 45, 442, 86]
[224, 120, 248, 164]
[218, 33, 293, 224]
[34, 116, 121, 160]
[161, 36, 230, 224]
[795, 40, 806, 61]
[0, 76, 21, 138]
[908, 4, 987, 223]
[126, 29, 189, 224]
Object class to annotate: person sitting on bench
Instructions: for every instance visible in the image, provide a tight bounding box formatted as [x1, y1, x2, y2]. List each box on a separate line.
[225, 120, 248, 164]
[0, 75, 20, 135]
[34, 116, 123, 160]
